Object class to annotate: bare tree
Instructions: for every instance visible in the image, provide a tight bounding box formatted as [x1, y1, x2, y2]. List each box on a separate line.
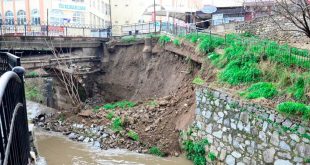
[272, 0, 310, 37]
[44, 39, 83, 111]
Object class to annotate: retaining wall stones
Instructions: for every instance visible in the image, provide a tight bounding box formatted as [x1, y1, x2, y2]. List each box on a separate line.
[236, 16, 310, 44]
[190, 86, 310, 165]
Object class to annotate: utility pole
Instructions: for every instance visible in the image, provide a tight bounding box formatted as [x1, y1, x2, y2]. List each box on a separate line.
[109, 0, 112, 27]
[154, 0, 156, 32]
[109, 0, 112, 36]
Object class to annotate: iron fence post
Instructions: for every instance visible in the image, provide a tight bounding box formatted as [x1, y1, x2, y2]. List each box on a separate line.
[47, 9, 49, 36]
[66, 27, 68, 37]
[83, 27, 85, 37]
[24, 24, 27, 36]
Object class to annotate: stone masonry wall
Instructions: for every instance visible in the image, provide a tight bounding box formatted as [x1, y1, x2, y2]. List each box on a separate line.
[191, 86, 310, 165]
[236, 16, 310, 44]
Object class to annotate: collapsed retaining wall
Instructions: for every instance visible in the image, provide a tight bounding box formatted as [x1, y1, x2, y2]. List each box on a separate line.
[191, 86, 310, 165]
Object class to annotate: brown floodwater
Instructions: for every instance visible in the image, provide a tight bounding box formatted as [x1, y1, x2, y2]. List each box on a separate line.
[35, 130, 193, 165]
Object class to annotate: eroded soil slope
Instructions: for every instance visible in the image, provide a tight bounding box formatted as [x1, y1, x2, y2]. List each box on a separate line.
[39, 42, 200, 155]
[96, 43, 196, 102]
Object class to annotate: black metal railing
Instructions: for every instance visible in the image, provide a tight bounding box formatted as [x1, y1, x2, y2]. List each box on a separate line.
[0, 21, 111, 38]
[0, 52, 29, 165]
[0, 53, 21, 75]
[118, 21, 197, 37]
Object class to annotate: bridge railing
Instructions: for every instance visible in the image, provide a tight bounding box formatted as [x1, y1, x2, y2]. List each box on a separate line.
[0, 52, 29, 165]
[0, 21, 111, 38]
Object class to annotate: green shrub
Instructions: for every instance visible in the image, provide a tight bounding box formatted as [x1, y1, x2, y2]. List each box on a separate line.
[127, 130, 139, 141]
[103, 101, 136, 110]
[277, 102, 310, 120]
[192, 76, 205, 85]
[208, 52, 220, 61]
[197, 35, 224, 54]
[208, 152, 216, 161]
[106, 111, 115, 120]
[58, 113, 65, 122]
[93, 106, 101, 113]
[242, 82, 277, 99]
[241, 31, 255, 37]
[173, 39, 181, 46]
[159, 35, 171, 45]
[219, 60, 261, 85]
[121, 36, 137, 43]
[185, 33, 211, 43]
[148, 147, 165, 157]
[183, 139, 209, 165]
[147, 100, 158, 107]
[287, 77, 306, 101]
[26, 71, 39, 77]
[111, 117, 123, 132]
[25, 83, 44, 103]
[145, 33, 160, 39]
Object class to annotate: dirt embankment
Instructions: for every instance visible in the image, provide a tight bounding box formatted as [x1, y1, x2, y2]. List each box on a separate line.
[37, 41, 201, 155]
[96, 43, 198, 102]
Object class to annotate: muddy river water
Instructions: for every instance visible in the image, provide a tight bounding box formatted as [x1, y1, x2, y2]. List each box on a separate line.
[35, 130, 193, 165]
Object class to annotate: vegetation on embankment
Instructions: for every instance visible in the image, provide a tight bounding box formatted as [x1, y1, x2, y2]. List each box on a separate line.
[181, 128, 216, 165]
[93, 100, 167, 156]
[25, 79, 44, 103]
[160, 33, 310, 122]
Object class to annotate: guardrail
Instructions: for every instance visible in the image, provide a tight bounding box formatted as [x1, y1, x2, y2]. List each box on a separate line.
[0, 21, 111, 38]
[118, 19, 242, 37]
[0, 52, 30, 165]
[118, 21, 197, 37]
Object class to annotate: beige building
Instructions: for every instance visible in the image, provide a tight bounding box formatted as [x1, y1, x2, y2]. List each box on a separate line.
[110, 0, 202, 26]
[0, 0, 111, 27]
[110, 0, 246, 27]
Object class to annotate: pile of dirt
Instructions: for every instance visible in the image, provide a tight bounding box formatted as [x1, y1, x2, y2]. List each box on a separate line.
[38, 79, 195, 155]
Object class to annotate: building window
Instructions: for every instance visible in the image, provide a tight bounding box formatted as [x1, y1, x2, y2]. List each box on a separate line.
[5, 11, 14, 25]
[31, 9, 40, 25]
[72, 12, 85, 25]
[17, 10, 27, 25]
[50, 9, 64, 25]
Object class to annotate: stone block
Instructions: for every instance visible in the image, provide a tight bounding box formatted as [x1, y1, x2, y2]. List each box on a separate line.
[225, 155, 236, 165]
[263, 148, 275, 163]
